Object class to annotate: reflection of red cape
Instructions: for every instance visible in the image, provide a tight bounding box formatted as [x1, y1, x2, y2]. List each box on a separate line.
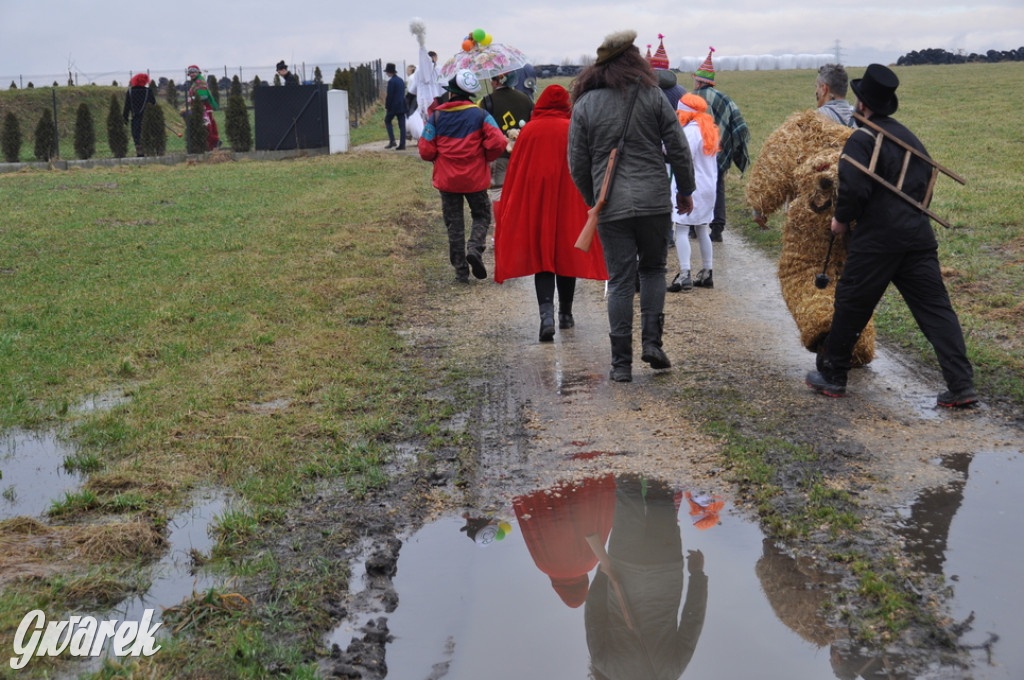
[494, 85, 608, 284]
[512, 475, 617, 608]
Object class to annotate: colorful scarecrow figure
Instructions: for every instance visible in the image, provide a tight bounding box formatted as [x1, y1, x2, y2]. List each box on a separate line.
[185, 65, 220, 151]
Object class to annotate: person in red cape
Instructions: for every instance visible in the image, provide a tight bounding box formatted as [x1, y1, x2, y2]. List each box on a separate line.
[494, 84, 608, 342]
[512, 474, 617, 608]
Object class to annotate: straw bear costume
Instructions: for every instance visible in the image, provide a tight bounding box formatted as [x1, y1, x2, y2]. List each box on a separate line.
[745, 110, 875, 366]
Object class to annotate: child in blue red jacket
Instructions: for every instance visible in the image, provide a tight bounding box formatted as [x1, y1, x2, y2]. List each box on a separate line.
[418, 69, 508, 283]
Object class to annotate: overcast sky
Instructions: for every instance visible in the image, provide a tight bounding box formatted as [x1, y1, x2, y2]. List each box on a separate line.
[2, 0, 1022, 85]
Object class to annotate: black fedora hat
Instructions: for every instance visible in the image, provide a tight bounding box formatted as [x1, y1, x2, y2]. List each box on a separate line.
[384, 62, 397, 75]
[850, 63, 899, 116]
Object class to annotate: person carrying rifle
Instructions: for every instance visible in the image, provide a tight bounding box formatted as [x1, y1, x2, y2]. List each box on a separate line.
[569, 30, 695, 383]
[123, 73, 156, 156]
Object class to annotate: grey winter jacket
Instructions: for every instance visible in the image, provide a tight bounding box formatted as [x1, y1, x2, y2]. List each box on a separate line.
[568, 83, 695, 224]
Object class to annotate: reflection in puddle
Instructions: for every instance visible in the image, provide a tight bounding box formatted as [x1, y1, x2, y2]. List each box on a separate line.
[898, 449, 1024, 678]
[352, 474, 907, 679]
[0, 428, 84, 520]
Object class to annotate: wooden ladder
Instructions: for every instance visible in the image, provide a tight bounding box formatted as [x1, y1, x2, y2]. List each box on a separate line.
[842, 111, 966, 228]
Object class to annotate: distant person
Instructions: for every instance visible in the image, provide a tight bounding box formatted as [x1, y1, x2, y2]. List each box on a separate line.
[805, 64, 977, 408]
[690, 47, 749, 243]
[648, 34, 686, 109]
[816, 63, 855, 127]
[123, 72, 157, 156]
[383, 62, 407, 150]
[276, 60, 299, 86]
[418, 69, 507, 283]
[494, 84, 609, 341]
[479, 71, 534, 202]
[669, 93, 720, 292]
[185, 65, 219, 151]
[569, 29, 695, 383]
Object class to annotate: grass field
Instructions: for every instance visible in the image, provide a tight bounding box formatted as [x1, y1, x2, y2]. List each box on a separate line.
[0, 62, 1022, 678]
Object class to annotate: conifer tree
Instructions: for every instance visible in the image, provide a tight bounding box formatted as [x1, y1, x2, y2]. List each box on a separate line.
[207, 76, 220, 106]
[251, 75, 262, 102]
[73, 102, 96, 159]
[166, 79, 179, 109]
[140, 103, 167, 156]
[224, 75, 252, 152]
[8, 81, 16, 90]
[1, 111, 22, 162]
[314, 66, 323, 85]
[107, 93, 129, 158]
[332, 68, 345, 90]
[33, 109, 56, 161]
[187, 97, 208, 153]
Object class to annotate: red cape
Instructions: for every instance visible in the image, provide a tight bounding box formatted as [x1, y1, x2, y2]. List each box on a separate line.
[494, 85, 608, 284]
[512, 474, 617, 608]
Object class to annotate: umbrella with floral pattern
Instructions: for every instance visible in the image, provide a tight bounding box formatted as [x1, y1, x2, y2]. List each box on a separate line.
[437, 29, 528, 82]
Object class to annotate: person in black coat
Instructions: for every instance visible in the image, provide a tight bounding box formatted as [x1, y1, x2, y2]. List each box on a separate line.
[806, 64, 977, 408]
[383, 62, 407, 150]
[276, 61, 299, 86]
[123, 73, 157, 155]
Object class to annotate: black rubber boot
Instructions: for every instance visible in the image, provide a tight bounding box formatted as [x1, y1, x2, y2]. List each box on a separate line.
[539, 303, 556, 342]
[609, 334, 633, 382]
[641, 313, 671, 369]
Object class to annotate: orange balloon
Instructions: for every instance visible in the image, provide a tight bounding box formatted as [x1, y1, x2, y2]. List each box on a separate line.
[462, 39, 474, 52]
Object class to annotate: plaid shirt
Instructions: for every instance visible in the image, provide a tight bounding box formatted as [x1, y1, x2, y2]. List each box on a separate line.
[693, 84, 749, 174]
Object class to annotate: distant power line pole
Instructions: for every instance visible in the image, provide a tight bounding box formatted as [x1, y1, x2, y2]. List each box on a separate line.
[834, 40, 843, 64]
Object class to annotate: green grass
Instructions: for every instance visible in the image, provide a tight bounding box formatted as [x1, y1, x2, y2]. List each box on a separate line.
[0, 145, 455, 678]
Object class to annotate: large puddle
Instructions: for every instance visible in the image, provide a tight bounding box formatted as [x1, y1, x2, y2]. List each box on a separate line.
[333, 476, 854, 678]
[329, 234, 1024, 678]
[362, 454, 1024, 679]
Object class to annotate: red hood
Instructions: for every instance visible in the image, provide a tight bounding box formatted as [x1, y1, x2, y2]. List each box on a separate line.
[532, 84, 570, 121]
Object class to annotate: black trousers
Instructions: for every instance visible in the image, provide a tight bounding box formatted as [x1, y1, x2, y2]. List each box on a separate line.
[824, 247, 973, 391]
[439, 190, 491, 277]
[385, 111, 406, 145]
[534, 272, 577, 311]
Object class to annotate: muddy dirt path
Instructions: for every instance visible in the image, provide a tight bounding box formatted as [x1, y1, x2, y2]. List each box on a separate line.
[428, 233, 1016, 511]
[334, 228, 1024, 676]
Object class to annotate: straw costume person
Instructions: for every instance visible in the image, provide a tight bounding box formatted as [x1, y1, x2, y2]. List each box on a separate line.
[745, 110, 876, 366]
